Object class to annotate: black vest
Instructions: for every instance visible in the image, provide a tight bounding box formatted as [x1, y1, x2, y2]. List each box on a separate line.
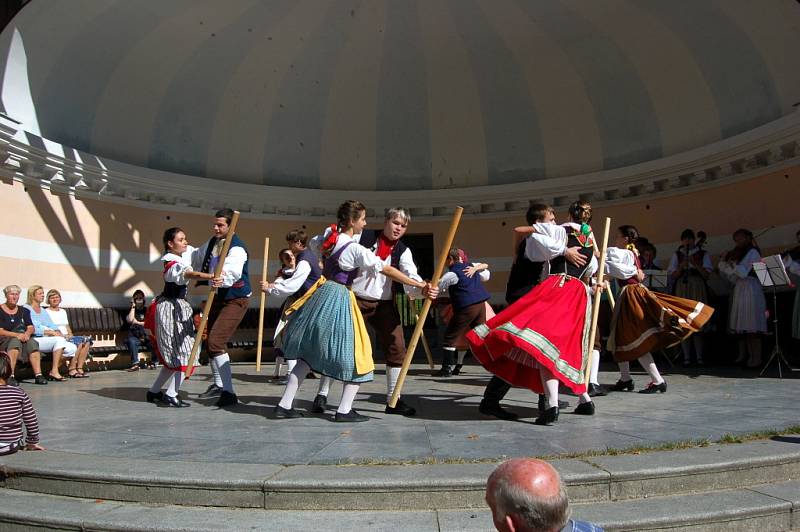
[549, 230, 594, 279]
[295, 249, 322, 297]
[358, 229, 408, 292]
[505, 239, 546, 304]
[447, 263, 491, 310]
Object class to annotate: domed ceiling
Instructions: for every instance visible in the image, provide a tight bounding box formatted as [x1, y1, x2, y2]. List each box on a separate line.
[0, 0, 798, 191]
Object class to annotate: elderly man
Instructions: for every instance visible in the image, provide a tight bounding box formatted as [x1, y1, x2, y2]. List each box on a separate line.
[486, 458, 604, 532]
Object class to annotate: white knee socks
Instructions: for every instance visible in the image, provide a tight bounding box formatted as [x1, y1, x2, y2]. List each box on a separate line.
[317, 375, 332, 397]
[166, 371, 186, 398]
[638, 353, 664, 384]
[149, 367, 172, 393]
[278, 360, 310, 409]
[456, 350, 466, 365]
[337, 383, 360, 414]
[274, 355, 285, 377]
[590, 349, 600, 386]
[210, 356, 223, 387]
[214, 353, 234, 393]
[539, 367, 560, 409]
[386, 366, 401, 401]
[618, 361, 631, 381]
[286, 358, 297, 373]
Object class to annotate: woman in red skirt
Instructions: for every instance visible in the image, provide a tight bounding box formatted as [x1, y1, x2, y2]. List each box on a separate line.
[467, 201, 598, 426]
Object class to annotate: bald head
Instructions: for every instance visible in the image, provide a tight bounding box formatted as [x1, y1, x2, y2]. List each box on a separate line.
[486, 459, 570, 532]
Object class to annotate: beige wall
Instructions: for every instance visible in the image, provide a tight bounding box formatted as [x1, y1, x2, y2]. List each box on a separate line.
[1, 165, 798, 307]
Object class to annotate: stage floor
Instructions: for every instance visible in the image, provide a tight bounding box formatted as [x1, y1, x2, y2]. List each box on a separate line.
[22, 362, 799, 465]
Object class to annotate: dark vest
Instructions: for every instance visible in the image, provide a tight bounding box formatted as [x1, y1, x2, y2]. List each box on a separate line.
[161, 260, 188, 299]
[549, 229, 594, 279]
[323, 241, 359, 286]
[198, 234, 251, 300]
[447, 263, 491, 310]
[358, 229, 407, 293]
[505, 239, 546, 304]
[295, 249, 322, 297]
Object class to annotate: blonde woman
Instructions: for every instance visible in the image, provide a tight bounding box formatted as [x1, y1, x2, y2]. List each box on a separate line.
[24, 285, 75, 381]
[45, 289, 91, 378]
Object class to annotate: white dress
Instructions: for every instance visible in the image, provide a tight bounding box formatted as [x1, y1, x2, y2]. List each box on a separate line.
[718, 249, 767, 333]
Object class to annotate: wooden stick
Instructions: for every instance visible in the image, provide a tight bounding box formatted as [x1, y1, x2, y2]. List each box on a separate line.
[255, 237, 270, 372]
[414, 313, 435, 369]
[389, 206, 463, 408]
[184, 211, 241, 377]
[585, 217, 611, 387]
[606, 285, 616, 310]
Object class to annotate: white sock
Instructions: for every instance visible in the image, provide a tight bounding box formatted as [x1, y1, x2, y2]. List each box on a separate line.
[210, 356, 223, 387]
[286, 358, 297, 373]
[149, 367, 172, 393]
[590, 349, 600, 385]
[539, 367, 560, 409]
[618, 361, 631, 382]
[386, 366, 401, 402]
[317, 375, 332, 397]
[456, 351, 466, 365]
[579, 392, 592, 404]
[215, 353, 234, 393]
[278, 360, 309, 409]
[165, 371, 185, 398]
[337, 383, 360, 414]
[274, 355, 285, 377]
[638, 353, 664, 384]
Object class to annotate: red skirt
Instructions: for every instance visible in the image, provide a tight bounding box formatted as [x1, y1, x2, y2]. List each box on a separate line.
[466, 275, 591, 395]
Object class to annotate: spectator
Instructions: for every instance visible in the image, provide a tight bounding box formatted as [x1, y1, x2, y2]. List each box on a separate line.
[45, 289, 91, 378]
[126, 289, 152, 371]
[0, 351, 44, 455]
[24, 285, 75, 382]
[486, 458, 604, 532]
[0, 285, 46, 386]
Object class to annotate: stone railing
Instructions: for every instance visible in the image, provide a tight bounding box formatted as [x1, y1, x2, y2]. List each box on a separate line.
[1, 111, 798, 220]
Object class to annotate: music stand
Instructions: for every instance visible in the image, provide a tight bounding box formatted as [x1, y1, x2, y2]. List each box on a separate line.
[754, 255, 797, 377]
[643, 270, 669, 292]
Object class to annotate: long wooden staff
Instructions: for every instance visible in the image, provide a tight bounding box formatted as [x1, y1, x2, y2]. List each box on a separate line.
[414, 313, 435, 369]
[255, 237, 270, 372]
[185, 211, 241, 377]
[389, 206, 463, 408]
[585, 217, 611, 387]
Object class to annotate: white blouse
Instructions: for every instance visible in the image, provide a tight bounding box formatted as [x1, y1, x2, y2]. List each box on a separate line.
[525, 223, 567, 262]
[605, 248, 639, 280]
[718, 248, 761, 282]
[162, 249, 195, 286]
[320, 230, 385, 276]
[45, 308, 70, 335]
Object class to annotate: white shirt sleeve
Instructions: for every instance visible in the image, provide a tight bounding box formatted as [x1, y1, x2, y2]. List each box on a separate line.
[702, 252, 713, 271]
[164, 261, 193, 286]
[785, 256, 800, 277]
[476, 263, 491, 282]
[190, 242, 207, 271]
[309, 230, 329, 255]
[605, 248, 638, 280]
[398, 248, 424, 298]
[338, 237, 384, 275]
[220, 246, 247, 288]
[438, 271, 458, 291]
[268, 260, 311, 297]
[525, 223, 566, 261]
[587, 255, 598, 278]
[667, 252, 680, 275]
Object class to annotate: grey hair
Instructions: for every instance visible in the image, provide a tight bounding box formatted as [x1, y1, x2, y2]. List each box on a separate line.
[3, 285, 21, 296]
[489, 467, 570, 532]
[384, 207, 410, 224]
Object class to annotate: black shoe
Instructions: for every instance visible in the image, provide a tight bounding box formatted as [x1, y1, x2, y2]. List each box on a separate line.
[479, 400, 519, 421]
[587, 383, 607, 397]
[198, 384, 222, 399]
[682, 360, 692, 368]
[158, 394, 190, 408]
[538, 394, 546, 412]
[311, 394, 327, 414]
[610, 379, 635, 392]
[216, 390, 238, 407]
[386, 399, 416, 417]
[434, 367, 452, 377]
[306, 372, 317, 379]
[146, 391, 164, 403]
[7, 376, 18, 387]
[273, 405, 304, 419]
[34, 374, 48, 385]
[534, 406, 559, 426]
[574, 401, 595, 415]
[334, 409, 369, 423]
[639, 381, 667, 394]
[452, 364, 463, 376]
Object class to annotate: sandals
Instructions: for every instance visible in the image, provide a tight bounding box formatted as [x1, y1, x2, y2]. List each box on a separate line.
[126, 365, 141, 372]
[68, 370, 88, 379]
[47, 373, 66, 382]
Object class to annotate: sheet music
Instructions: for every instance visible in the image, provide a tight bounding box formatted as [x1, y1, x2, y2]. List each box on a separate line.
[754, 255, 791, 288]
[643, 269, 668, 289]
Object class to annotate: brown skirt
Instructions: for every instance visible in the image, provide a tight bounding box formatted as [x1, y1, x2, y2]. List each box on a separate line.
[608, 284, 714, 362]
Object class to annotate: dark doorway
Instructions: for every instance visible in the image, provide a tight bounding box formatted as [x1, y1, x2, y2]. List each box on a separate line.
[402, 233, 434, 279]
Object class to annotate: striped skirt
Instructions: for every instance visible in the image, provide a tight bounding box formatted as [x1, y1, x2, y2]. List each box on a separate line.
[282, 280, 373, 383]
[728, 277, 767, 333]
[608, 285, 715, 362]
[154, 298, 198, 373]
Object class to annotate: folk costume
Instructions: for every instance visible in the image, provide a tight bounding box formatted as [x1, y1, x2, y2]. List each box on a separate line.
[667, 246, 712, 365]
[276, 228, 383, 421]
[191, 234, 251, 406]
[606, 247, 714, 393]
[145, 249, 198, 407]
[718, 246, 767, 366]
[783, 254, 800, 340]
[467, 222, 597, 425]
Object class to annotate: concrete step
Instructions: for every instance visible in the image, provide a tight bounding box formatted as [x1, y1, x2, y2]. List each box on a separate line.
[1, 481, 799, 531]
[2, 437, 799, 511]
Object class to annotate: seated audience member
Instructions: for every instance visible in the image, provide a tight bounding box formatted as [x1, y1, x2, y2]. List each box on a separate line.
[0, 351, 44, 455]
[45, 289, 91, 378]
[126, 290, 152, 370]
[486, 458, 604, 532]
[0, 285, 46, 386]
[24, 285, 75, 382]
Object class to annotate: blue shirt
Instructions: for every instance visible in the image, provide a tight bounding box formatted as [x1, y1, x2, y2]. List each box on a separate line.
[23, 305, 58, 337]
[562, 519, 605, 532]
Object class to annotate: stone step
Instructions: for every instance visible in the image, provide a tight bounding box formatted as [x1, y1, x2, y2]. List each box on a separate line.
[1, 437, 799, 511]
[0, 480, 798, 531]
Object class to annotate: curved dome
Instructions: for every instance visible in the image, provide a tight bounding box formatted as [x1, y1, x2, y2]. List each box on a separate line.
[1, 0, 798, 191]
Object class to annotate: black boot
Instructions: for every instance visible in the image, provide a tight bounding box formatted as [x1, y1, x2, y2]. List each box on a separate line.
[610, 379, 635, 392]
[574, 401, 595, 415]
[311, 394, 327, 414]
[479, 400, 519, 420]
[435, 348, 455, 377]
[639, 381, 667, 394]
[534, 406, 559, 426]
[588, 383, 607, 397]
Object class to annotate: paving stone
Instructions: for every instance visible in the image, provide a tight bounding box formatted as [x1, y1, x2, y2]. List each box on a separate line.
[748, 479, 800, 530]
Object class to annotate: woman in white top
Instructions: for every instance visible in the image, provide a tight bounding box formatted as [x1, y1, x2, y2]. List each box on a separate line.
[24, 285, 76, 381]
[274, 200, 436, 422]
[717, 229, 767, 367]
[45, 289, 91, 378]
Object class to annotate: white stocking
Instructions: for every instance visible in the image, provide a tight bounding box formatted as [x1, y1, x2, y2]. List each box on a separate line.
[216, 353, 234, 393]
[166, 371, 186, 398]
[386, 367, 401, 401]
[638, 353, 664, 384]
[590, 349, 600, 385]
[286, 358, 297, 373]
[278, 360, 309, 409]
[317, 375, 332, 397]
[456, 351, 466, 365]
[337, 383, 360, 414]
[539, 367, 560, 409]
[149, 367, 172, 393]
[579, 392, 592, 404]
[618, 361, 631, 382]
[210, 356, 223, 387]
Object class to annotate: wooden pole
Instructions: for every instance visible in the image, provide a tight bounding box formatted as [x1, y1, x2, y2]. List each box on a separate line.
[414, 313, 435, 369]
[585, 217, 611, 387]
[389, 206, 463, 408]
[184, 211, 241, 377]
[606, 285, 616, 309]
[255, 237, 270, 372]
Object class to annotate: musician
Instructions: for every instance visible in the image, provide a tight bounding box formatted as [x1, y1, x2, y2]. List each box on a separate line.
[718, 229, 766, 368]
[782, 229, 800, 343]
[667, 229, 712, 366]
